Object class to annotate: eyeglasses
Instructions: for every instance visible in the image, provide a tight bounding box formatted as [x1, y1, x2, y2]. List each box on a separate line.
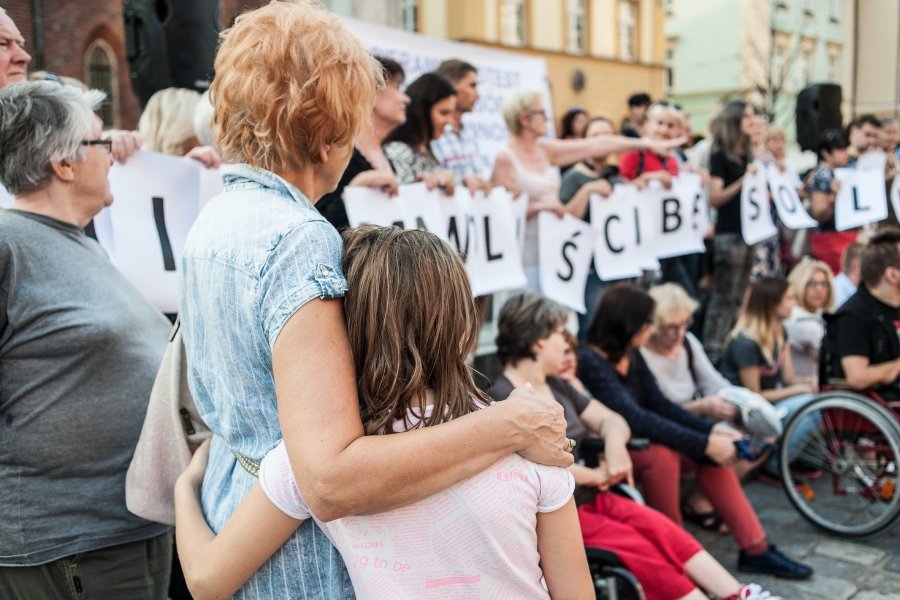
[526, 109, 547, 118]
[806, 280, 829, 289]
[655, 100, 683, 111]
[81, 139, 113, 154]
[661, 318, 693, 335]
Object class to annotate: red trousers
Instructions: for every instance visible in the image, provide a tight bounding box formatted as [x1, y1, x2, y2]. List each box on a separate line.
[630, 444, 767, 551]
[578, 493, 703, 600]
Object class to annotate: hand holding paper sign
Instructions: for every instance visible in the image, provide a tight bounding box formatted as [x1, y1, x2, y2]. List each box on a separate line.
[834, 167, 888, 231]
[740, 162, 777, 245]
[537, 212, 595, 313]
[765, 164, 817, 229]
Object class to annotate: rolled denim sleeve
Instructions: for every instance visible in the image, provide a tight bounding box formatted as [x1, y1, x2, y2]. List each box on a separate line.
[259, 220, 347, 348]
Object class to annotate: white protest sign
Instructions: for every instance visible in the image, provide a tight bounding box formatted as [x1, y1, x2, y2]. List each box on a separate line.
[441, 186, 476, 261]
[467, 189, 527, 296]
[632, 183, 660, 270]
[740, 163, 778, 245]
[648, 177, 705, 259]
[765, 164, 817, 229]
[397, 183, 448, 242]
[834, 167, 888, 231]
[591, 187, 643, 281]
[855, 150, 888, 172]
[511, 191, 528, 256]
[0, 184, 12, 208]
[538, 212, 595, 313]
[107, 151, 201, 313]
[341, 18, 552, 178]
[199, 167, 225, 210]
[344, 185, 404, 228]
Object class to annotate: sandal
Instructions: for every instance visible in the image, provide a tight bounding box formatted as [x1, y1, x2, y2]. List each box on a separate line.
[683, 503, 728, 533]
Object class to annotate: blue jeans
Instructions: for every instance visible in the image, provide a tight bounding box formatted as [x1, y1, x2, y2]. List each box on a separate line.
[764, 393, 819, 475]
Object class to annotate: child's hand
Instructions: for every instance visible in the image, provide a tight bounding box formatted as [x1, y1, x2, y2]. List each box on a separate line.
[179, 437, 212, 493]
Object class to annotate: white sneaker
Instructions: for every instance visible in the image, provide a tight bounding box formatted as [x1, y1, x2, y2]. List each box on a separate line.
[739, 583, 785, 600]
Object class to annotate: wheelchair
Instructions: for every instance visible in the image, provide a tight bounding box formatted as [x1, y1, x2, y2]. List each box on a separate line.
[580, 437, 648, 600]
[777, 387, 900, 537]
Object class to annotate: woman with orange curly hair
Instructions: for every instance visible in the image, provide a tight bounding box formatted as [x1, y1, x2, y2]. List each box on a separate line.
[177, 3, 571, 598]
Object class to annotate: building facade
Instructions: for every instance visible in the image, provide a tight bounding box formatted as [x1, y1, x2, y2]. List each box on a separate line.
[329, 0, 668, 131]
[853, 0, 900, 117]
[666, 0, 855, 141]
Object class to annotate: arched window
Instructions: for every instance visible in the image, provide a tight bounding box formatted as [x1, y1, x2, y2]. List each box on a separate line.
[85, 40, 118, 128]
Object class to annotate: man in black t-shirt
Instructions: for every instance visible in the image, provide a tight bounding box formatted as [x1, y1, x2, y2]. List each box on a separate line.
[825, 230, 900, 401]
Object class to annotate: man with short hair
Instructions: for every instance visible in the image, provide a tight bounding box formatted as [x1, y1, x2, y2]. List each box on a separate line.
[825, 230, 900, 401]
[0, 8, 30, 88]
[832, 242, 864, 309]
[621, 92, 651, 138]
[430, 59, 490, 191]
[846, 114, 882, 163]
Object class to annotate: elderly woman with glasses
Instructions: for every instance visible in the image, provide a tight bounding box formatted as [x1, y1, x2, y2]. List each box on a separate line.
[0, 82, 174, 597]
[783, 259, 835, 381]
[641, 283, 737, 421]
[177, 4, 571, 598]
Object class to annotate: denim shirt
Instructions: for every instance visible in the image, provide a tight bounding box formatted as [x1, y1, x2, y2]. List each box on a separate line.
[180, 164, 353, 599]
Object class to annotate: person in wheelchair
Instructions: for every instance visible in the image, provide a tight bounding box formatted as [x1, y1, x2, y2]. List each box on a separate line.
[823, 229, 900, 400]
[489, 292, 785, 600]
[576, 285, 813, 581]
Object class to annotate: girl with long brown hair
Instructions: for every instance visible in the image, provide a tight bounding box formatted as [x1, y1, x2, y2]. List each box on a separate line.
[174, 226, 591, 600]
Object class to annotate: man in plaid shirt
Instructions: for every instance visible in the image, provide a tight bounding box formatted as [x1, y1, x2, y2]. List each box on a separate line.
[431, 59, 492, 192]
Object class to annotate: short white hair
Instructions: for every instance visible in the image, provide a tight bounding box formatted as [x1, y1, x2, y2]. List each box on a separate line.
[502, 89, 543, 135]
[0, 81, 105, 193]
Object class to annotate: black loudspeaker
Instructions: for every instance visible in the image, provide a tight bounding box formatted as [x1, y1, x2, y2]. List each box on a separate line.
[796, 83, 843, 152]
[123, 0, 220, 107]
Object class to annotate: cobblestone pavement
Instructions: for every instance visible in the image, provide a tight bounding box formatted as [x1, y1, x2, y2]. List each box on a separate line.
[684, 478, 900, 600]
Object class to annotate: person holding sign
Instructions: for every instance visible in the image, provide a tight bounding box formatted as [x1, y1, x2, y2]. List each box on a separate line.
[808, 129, 854, 274]
[488, 293, 786, 600]
[179, 5, 572, 598]
[175, 228, 592, 600]
[578, 285, 813, 580]
[702, 100, 759, 365]
[383, 72, 457, 192]
[0, 82, 175, 597]
[491, 89, 683, 291]
[619, 100, 704, 298]
[560, 115, 620, 335]
[316, 56, 408, 231]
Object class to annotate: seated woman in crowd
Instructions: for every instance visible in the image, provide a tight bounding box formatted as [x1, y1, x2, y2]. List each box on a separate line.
[578, 284, 812, 579]
[316, 56, 408, 230]
[382, 72, 456, 190]
[176, 227, 592, 599]
[491, 89, 683, 291]
[720, 277, 820, 476]
[489, 293, 785, 600]
[784, 259, 835, 381]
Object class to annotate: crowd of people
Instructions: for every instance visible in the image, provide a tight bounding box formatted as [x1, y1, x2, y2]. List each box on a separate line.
[1, 2, 899, 600]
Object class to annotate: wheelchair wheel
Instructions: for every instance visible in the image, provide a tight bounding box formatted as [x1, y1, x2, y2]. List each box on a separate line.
[592, 565, 645, 600]
[778, 392, 900, 537]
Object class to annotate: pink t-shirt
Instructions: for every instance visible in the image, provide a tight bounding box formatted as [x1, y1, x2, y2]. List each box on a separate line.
[259, 408, 574, 599]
